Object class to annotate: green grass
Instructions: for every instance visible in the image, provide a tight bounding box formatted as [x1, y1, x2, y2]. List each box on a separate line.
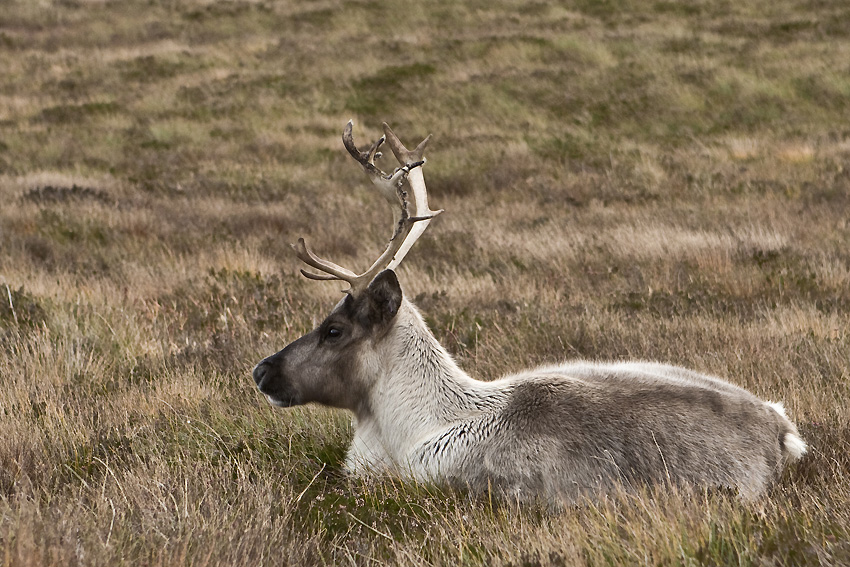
[1, 0, 850, 565]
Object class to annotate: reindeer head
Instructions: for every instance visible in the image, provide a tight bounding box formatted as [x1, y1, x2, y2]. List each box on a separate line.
[252, 122, 440, 413]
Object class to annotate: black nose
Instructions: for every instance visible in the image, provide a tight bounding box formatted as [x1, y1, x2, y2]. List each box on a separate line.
[253, 361, 270, 388]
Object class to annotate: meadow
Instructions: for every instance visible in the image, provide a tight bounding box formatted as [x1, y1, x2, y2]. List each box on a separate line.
[1, 0, 849, 564]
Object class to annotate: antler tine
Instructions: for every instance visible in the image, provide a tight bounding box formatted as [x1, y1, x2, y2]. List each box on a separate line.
[291, 238, 358, 283]
[381, 122, 443, 270]
[291, 121, 441, 294]
[382, 122, 431, 164]
[342, 120, 412, 214]
[342, 120, 385, 176]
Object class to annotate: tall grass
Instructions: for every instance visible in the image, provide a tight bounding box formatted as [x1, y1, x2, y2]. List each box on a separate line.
[1, 0, 849, 564]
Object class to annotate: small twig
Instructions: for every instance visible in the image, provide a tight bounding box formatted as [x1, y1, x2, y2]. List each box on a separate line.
[93, 456, 129, 505]
[94, 311, 117, 339]
[295, 462, 326, 503]
[63, 463, 91, 489]
[652, 431, 672, 484]
[345, 511, 394, 541]
[105, 498, 116, 547]
[5, 283, 18, 325]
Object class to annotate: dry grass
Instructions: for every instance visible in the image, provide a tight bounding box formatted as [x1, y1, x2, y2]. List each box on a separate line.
[1, 0, 850, 565]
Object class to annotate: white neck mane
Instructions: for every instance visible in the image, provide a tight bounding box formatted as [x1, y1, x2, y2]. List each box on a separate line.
[347, 299, 506, 472]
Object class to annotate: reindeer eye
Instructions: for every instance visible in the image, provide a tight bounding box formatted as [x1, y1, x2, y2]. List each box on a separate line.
[326, 327, 343, 339]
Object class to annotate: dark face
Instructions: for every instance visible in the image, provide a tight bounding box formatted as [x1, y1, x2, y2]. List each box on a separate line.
[252, 270, 402, 414]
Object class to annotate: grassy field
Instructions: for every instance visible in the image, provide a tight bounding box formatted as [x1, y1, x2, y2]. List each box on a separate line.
[1, 0, 849, 564]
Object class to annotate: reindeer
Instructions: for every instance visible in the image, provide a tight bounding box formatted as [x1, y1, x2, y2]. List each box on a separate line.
[252, 121, 806, 505]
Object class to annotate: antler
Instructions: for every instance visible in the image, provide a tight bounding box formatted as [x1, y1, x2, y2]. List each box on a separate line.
[380, 122, 442, 270]
[292, 120, 442, 294]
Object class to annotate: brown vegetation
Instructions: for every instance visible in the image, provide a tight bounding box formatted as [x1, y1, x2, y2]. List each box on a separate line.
[1, 0, 849, 564]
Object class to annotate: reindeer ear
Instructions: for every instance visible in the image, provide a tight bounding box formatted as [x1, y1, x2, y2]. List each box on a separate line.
[365, 269, 402, 323]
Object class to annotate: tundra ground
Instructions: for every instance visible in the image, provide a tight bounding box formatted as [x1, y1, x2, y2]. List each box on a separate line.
[1, 1, 849, 565]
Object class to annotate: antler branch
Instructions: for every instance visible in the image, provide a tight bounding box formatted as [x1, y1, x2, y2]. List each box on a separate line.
[292, 121, 441, 294]
[381, 122, 443, 270]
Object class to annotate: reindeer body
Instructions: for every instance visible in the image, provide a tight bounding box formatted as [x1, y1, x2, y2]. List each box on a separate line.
[252, 122, 805, 505]
[255, 273, 805, 504]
